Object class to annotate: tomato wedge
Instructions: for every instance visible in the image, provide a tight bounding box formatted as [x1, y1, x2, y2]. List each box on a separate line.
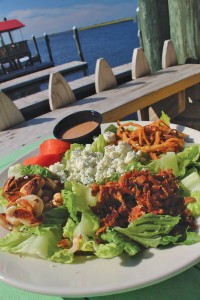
[40, 139, 70, 155]
[23, 153, 61, 167]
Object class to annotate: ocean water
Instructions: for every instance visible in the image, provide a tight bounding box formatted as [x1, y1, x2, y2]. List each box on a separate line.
[8, 20, 139, 100]
[28, 20, 139, 84]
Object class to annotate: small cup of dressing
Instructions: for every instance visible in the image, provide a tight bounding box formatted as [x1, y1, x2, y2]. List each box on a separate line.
[53, 110, 102, 144]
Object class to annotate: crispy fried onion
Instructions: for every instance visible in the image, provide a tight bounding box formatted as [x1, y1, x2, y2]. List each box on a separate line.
[90, 169, 195, 235]
[116, 119, 186, 159]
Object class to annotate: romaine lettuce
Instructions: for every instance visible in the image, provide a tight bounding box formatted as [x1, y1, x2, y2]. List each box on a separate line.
[0, 225, 62, 259]
[0, 188, 8, 213]
[90, 134, 107, 153]
[115, 214, 181, 248]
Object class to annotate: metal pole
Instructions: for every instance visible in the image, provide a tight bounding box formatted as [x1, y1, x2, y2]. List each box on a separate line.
[4, 17, 14, 44]
[32, 35, 42, 63]
[44, 33, 54, 63]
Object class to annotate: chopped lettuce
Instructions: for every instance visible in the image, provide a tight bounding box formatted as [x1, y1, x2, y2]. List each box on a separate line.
[64, 143, 84, 160]
[148, 144, 200, 178]
[8, 163, 23, 178]
[90, 134, 107, 153]
[0, 225, 62, 259]
[181, 230, 200, 245]
[0, 188, 8, 213]
[104, 124, 117, 134]
[181, 172, 200, 196]
[115, 214, 181, 248]
[43, 206, 69, 225]
[187, 191, 200, 216]
[160, 110, 170, 125]
[21, 164, 59, 179]
[148, 152, 179, 176]
[98, 228, 140, 257]
[5, 163, 53, 180]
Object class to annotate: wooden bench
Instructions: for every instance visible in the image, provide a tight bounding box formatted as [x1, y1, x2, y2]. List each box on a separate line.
[0, 61, 88, 92]
[0, 62, 200, 158]
[12, 62, 132, 118]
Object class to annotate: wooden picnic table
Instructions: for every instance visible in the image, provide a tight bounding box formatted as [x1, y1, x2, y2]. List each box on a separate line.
[0, 62, 200, 300]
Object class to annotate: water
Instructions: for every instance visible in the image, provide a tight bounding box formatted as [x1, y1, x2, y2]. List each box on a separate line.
[28, 20, 139, 87]
[8, 20, 139, 100]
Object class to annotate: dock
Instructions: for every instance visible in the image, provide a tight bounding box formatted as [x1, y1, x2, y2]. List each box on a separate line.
[0, 61, 54, 83]
[0, 61, 88, 92]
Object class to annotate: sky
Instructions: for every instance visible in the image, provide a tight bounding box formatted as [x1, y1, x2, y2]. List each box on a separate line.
[0, 0, 138, 40]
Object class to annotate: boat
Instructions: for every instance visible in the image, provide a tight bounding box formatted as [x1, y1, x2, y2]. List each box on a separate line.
[0, 18, 54, 82]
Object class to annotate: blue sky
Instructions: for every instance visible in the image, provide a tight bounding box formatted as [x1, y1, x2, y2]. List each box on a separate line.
[0, 0, 138, 39]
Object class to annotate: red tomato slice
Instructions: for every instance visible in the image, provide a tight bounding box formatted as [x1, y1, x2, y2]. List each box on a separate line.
[23, 153, 61, 167]
[40, 139, 70, 155]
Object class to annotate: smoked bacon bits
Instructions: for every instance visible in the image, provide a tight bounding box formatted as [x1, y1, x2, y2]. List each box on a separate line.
[90, 169, 194, 234]
[116, 119, 186, 159]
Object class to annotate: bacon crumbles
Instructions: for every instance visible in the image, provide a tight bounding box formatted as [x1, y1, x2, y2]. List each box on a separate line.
[90, 169, 195, 234]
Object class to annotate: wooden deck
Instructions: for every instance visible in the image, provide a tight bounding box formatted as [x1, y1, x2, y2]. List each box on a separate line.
[0, 61, 88, 92]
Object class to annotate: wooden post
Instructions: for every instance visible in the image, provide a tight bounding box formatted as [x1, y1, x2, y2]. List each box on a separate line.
[73, 26, 87, 76]
[168, 0, 200, 64]
[137, 0, 170, 73]
[32, 35, 42, 63]
[44, 33, 54, 63]
[73, 26, 85, 62]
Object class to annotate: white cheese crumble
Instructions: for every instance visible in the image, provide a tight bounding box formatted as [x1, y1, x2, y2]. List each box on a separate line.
[49, 139, 141, 185]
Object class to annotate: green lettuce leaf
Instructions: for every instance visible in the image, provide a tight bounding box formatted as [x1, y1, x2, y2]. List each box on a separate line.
[0, 225, 62, 259]
[115, 214, 181, 248]
[64, 143, 84, 160]
[181, 172, 200, 196]
[63, 181, 97, 216]
[181, 230, 200, 245]
[160, 111, 170, 125]
[187, 191, 200, 216]
[90, 134, 107, 153]
[104, 124, 117, 134]
[43, 206, 69, 225]
[100, 228, 140, 257]
[21, 164, 59, 179]
[148, 152, 179, 176]
[8, 163, 23, 178]
[0, 188, 8, 213]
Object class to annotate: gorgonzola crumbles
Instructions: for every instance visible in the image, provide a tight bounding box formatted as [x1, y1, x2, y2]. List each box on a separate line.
[49, 134, 141, 185]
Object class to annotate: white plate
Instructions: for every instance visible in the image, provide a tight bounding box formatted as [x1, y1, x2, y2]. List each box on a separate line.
[0, 122, 200, 298]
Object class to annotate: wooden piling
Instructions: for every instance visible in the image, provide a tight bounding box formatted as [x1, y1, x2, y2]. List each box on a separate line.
[137, 0, 170, 72]
[44, 33, 54, 63]
[32, 35, 42, 63]
[73, 26, 87, 76]
[168, 0, 200, 64]
[73, 26, 85, 62]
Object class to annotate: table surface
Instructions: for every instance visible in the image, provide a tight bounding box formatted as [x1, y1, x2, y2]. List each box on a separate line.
[0, 129, 200, 300]
[1, 63, 200, 161]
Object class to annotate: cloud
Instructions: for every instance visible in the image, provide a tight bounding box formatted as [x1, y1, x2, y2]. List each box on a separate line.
[5, 3, 136, 38]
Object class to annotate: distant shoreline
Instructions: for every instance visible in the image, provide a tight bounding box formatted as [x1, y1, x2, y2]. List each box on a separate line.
[79, 17, 134, 31]
[43, 17, 134, 39]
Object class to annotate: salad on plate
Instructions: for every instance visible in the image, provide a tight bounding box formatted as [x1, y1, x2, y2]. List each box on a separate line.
[0, 112, 200, 264]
